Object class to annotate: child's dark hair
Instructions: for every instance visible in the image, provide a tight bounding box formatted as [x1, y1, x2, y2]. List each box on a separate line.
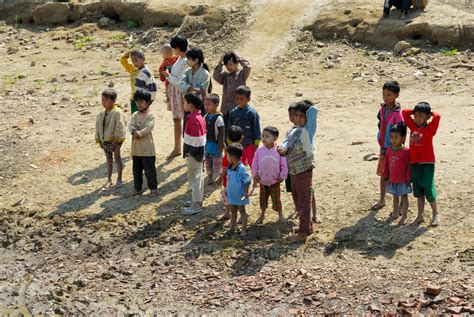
[226, 143, 243, 159]
[227, 125, 243, 143]
[183, 92, 204, 110]
[413, 101, 432, 115]
[382, 80, 400, 94]
[390, 122, 407, 137]
[134, 89, 152, 103]
[186, 47, 212, 93]
[235, 85, 251, 99]
[288, 103, 297, 112]
[294, 100, 314, 113]
[263, 126, 279, 138]
[170, 35, 188, 52]
[205, 93, 220, 106]
[130, 49, 145, 60]
[223, 52, 238, 65]
[102, 88, 117, 101]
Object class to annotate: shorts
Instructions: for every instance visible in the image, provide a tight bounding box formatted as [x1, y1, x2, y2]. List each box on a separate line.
[130, 99, 138, 114]
[167, 84, 184, 119]
[376, 153, 385, 176]
[411, 164, 436, 202]
[102, 141, 121, 156]
[387, 182, 412, 196]
[242, 144, 256, 168]
[259, 183, 282, 212]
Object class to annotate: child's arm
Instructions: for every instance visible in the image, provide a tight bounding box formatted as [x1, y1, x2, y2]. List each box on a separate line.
[252, 110, 262, 148]
[168, 59, 186, 86]
[217, 124, 225, 154]
[198, 73, 211, 97]
[137, 114, 155, 137]
[113, 111, 127, 144]
[305, 106, 319, 140]
[95, 114, 102, 145]
[235, 52, 251, 81]
[427, 112, 441, 136]
[120, 53, 134, 75]
[158, 62, 166, 82]
[212, 54, 225, 84]
[279, 155, 288, 181]
[251, 150, 259, 180]
[241, 169, 252, 198]
[177, 70, 192, 93]
[382, 153, 390, 180]
[401, 109, 417, 131]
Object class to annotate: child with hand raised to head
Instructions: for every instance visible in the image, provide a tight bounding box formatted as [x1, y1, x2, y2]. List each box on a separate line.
[251, 126, 288, 224]
[383, 122, 412, 225]
[402, 102, 441, 227]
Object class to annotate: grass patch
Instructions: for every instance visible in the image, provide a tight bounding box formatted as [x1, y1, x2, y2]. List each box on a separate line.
[127, 20, 139, 29]
[112, 34, 128, 41]
[73, 35, 95, 49]
[441, 48, 458, 56]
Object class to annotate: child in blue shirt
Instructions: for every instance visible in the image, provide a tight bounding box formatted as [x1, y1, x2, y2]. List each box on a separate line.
[226, 143, 251, 237]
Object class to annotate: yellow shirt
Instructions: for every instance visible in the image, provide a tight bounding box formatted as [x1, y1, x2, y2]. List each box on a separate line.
[120, 55, 139, 99]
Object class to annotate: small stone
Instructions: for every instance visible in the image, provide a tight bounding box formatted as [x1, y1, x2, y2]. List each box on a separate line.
[295, 92, 303, 97]
[18, 74, 26, 79]
[108, 81, 115, 88]
[447, 307, 463, 314]
[368, 304, 381, 312]
[30, 61, 36, 67]
[7, 46, 19, 55]
[42, 63, 47, 67]
[28, 117, 34, 124]
[393, 40, 412, 54]
[99, 17, 111, 28]
[344, 9, 352, 15]
[266, 78, 274, 83]
[425, 285, 442, 296]
[316, 41, 326, 48]
[27, 88, 35, 95]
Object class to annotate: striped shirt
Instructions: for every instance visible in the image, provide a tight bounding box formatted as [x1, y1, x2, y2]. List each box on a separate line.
[183, 110, 206, 162]
[135, 66, 157, 101]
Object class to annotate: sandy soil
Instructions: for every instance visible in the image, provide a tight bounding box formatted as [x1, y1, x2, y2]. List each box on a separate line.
[0, 0, 473, 314]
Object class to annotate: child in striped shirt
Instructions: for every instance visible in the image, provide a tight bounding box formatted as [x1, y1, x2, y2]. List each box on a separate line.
[120, 49, 157, 113]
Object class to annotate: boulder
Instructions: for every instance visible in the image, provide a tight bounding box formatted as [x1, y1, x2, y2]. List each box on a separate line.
[394, 40, 412, 54]
[32, 3, 70, 25]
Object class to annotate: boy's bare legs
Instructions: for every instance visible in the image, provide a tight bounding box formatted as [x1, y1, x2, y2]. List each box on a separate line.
[227, 205, 238, 235]
[398, 195, 409, 225]
[311, 189, 321, 223]
[388, 195, 400, 221]
[372, 178, 387, 210]
[113, 144, 123, 189]
[220, 205, 232, 221]
[239, 206, 248, 237]
[167, 118, 182, 159]
[255, 209, 266, 225]
[103, 153, 113, 190]
[412, 196, 425, 225]
[429, 201, 439, 227]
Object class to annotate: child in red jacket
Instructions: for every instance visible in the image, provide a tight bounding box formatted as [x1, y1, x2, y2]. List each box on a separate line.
[159, 44, 179, 105]
[402, 102, 441, 227]
[383, 122, 411, 225]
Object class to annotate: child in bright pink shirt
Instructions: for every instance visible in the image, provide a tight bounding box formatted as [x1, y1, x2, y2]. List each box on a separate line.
[252, 126, 288, 224]
[383, 122, 411, 225]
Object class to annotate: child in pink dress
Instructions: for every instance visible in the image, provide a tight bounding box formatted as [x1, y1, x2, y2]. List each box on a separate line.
[383, 122, 411, 225]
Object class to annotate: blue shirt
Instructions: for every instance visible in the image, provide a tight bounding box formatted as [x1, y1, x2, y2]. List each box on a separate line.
[226, 162, 251, 205]
[229, 105, 261, 147]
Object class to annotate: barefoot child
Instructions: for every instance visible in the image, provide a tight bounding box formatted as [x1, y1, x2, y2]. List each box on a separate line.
[402, 102, 441, 226]
[182, 92, 207, 215]
[95, 89, 126, 190]
[216, 126, 244, 220]
[128, 90, 158, 196]
[285, 104, 320, 223]
[383, 122, 412, 225]
[121, 49, 157, 113]
[204, 94, 225, 185]
[229, 85, 261, 168]
[226, 143, 251, 237]
[252, 126, 288, 224]
[372, 81, 404, 211]
[158, 44, 178, 104]
[278, 100, 318, 242]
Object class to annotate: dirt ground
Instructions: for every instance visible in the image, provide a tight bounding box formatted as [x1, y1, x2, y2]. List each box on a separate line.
[0, 0, 473, 315]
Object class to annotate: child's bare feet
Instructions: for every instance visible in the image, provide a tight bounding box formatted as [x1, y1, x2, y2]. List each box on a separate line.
[312, 214, 322, 224]
[205, 175, 214, 186]
[254, 215, 265, 225]
[371, 199, 386, 210]
[387, 210, 400, 222]
[219, 213, 231, 221]
[166, 150, 181, 160]
[398, 215, 408, 226]
[223, 229, 235, 238]
[429, 213, 440, 227]
[249, 186, 258, 196]
[412, 215, 425, 226]
[101, 180, 113, 191]
[287, 210, 298, 220]
[114, 180, 123, 190]
[286, 232, 310, 243]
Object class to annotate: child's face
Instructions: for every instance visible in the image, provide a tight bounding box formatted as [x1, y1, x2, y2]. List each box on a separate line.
[183, 100, 193, 112]
[288, 110, 296, 124]
[204, 100, 218, 114]
[414, 111, 430, 126]
[187, 58, 199, 68]
[235, 94, 250, 109]
[227, 153, 240, 165]
[136, 99, 150, 112]
[131, 55, 145, 68]
[225, 60, 238, 73]
[390, 132, 404, 148]
[101, 96, 115, 110]
[161, 49, 173, 60]
[262, 131, 277, 147]
[294, 110, 307, 127]
[382, 89, 399, 106]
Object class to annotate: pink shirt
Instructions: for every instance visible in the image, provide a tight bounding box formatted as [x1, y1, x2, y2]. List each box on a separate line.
[383, 146, 411, 184]
[251, 145, 288, 186]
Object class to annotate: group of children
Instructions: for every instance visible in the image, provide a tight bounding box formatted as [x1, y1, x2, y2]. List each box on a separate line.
[94, 35, 441, 241]
[373, 81, 441, 227]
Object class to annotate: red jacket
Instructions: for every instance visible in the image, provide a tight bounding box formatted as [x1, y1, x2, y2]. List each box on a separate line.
[159, 56, 179, 88]
[383, 146, 411, 183]
[402, 109, 440, 164]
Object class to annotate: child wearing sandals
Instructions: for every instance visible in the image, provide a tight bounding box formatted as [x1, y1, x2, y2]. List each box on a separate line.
[251, 126, 288, 224]
[95, 89, 127, 190]
[383, 122, 412, 225]
[402, 102, 441, 227]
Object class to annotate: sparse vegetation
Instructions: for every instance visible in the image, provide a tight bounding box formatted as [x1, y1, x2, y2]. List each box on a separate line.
[73, 35, 95, 49]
